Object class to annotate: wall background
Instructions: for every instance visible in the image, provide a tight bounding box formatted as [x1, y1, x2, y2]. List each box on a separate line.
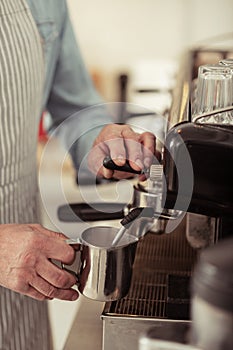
[67, 0, 233, 101]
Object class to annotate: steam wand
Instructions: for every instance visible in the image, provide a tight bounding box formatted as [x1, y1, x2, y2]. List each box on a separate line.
[111, 207, 154, 246]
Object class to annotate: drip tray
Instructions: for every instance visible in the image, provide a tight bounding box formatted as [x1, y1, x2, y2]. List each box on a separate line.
[102, 221, 197, 350]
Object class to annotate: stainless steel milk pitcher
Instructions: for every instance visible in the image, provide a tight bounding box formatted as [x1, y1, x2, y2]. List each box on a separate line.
[64, 226, 138, 302]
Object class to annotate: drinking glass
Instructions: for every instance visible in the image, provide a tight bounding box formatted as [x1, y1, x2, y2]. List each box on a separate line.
[219, 58, 233, 70]
[192, 64, 233, 125]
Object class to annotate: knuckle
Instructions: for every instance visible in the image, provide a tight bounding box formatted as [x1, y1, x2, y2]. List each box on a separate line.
[12, 271, 28, 292]
[65, 246, 75, 262]
[20, 252, 37, 267]
[56, 271, 71, 288]
[122, 126, 135, 137]
[130, 152, 142, 162]
[31, 291, 47, 301]
[46, 285, 56, 299]
[143, 131, 154, 138]
[26, 232, 41, 249]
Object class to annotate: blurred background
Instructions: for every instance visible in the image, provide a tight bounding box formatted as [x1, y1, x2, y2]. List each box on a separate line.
[67, 0, 233, 102]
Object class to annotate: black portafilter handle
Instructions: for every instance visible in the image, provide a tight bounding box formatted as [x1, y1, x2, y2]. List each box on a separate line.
[103, 156, 148, 175]
[120, 207, 154, 229]
[57, 202, 127, 222]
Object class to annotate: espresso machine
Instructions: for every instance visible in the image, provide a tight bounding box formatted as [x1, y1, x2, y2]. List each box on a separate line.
[57, 48, 233, 350]
[100, 49, 233, 350]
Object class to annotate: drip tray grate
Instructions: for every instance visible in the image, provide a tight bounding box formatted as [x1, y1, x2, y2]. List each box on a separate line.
[109, 273, 167, 318]
[103, 221, 197, 319]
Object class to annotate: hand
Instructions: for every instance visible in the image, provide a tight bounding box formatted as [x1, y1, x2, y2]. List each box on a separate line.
[88, 124, 156, 180]
[0, 224, 79, 301]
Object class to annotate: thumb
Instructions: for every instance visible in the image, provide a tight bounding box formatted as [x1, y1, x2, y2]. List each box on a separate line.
[35, 224, 68, 240]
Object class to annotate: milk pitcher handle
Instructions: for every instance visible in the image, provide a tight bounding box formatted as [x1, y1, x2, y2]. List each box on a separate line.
[65, 238, 82, 245]
[61, 238, 83, 283]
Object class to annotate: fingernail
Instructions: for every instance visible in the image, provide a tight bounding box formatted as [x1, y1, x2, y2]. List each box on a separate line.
[71, 293, 79, 301]
[135, 158, 143, 169]
[116, 155, 125, 164]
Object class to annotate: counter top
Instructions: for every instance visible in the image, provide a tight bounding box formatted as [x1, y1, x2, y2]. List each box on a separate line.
[63, 296, 104, 350]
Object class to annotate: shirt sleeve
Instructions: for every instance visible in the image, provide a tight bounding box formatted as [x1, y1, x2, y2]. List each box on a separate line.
[46, 3, 113, 174]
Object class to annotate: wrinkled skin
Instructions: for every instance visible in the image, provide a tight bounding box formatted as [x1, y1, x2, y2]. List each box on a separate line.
[88, 124, 156, 180]
[0, 125, 157, 302]
[0, 224, 79, 301]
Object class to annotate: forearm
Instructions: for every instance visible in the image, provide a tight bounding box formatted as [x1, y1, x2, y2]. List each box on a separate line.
[44, 3, 112, 170]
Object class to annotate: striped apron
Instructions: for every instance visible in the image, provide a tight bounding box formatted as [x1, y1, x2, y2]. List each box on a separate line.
[0, 0, 51, 349]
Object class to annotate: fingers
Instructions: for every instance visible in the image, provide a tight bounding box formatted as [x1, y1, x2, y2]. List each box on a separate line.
[45, 239, 75, 265]
[29, 274, 78, 301]
[88, 146, 114, 179]
[36, 257, 77, 289]
[8, 265, 78, 301]
[28, 258, 79, 301]
[30, 224, 68, 240]
[122, 130, 156, 170]
[0, 223, 80, 301]
[28, 224, 76, 265]
[27, 228, 76, 265]
[139, 132, 156, 167]
[88, 125, 127, 178]
[88, 124, 157, 179]
[105, 126, 143, 169]
[97, 124, 128, 164]
[24, 286, 52, 301]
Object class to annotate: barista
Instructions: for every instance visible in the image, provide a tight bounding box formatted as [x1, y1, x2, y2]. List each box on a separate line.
[0, 0, 155, 349]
